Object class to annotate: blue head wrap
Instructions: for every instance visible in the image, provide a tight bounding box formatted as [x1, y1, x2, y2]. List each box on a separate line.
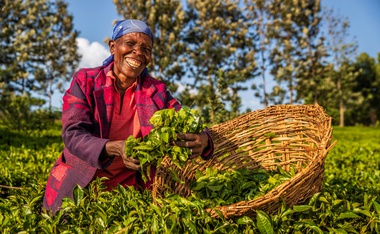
[102, 19, 154, 71]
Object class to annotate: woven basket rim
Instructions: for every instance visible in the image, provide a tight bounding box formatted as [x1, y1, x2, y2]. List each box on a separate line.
[152, 103, 335, 219]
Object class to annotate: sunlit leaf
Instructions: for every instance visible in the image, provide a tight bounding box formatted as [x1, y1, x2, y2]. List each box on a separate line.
[337, 211, 361, 220]
[256, 210, 274, 234]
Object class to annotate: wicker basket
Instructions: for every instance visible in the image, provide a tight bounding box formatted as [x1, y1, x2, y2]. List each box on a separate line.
[152, 104, 337, 219]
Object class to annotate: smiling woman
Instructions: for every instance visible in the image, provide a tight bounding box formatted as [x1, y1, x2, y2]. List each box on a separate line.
[42, 19, 215, 215]
[102, 20, 154, 92]
[109, 32, 153, 91]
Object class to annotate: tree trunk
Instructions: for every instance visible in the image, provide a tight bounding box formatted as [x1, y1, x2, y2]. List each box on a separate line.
[49, 76, 53, 112]
[339, 99, 344, 127]
[337, 76, 344, 127]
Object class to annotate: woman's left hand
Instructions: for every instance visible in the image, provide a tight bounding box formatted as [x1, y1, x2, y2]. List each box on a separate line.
[174, 131, 209, 159]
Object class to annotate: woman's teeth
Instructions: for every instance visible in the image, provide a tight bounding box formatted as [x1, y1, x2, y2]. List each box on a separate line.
[125, 58, 141, 68]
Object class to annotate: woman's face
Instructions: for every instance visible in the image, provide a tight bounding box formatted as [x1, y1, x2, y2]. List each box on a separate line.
[109, 32, 152, 81]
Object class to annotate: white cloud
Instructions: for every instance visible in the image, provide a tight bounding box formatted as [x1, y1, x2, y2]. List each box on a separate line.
[76, 38, 110, 68]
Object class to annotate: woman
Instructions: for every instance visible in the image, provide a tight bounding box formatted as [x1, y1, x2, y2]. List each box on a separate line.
[43, 19, 213, 214]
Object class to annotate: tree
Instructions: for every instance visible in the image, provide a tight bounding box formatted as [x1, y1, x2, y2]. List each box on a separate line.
[267, 0, 302, 105]
[244, 0, 273, 108]
[294, 0, 329, 105]
[265, 0, 330, 108]
[113, 0, 187, 93]
[1, 0, 80, 110]
[350, 53, 380, 125]
[184, 0, 257, 122]
[325, 8, 359, 127]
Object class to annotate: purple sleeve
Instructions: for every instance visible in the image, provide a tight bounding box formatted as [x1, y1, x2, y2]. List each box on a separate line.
[61, 69, 109, 169]
[201, 129, 214, 160]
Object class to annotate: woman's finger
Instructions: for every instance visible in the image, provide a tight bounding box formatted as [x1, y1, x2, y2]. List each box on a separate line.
[176, 133, 197, 141]
[122, 157, 140, 170]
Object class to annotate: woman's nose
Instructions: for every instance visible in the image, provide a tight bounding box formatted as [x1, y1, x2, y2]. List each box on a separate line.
[133, 44, 143, 55]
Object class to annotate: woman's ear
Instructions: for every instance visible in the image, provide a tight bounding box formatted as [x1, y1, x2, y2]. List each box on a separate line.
[108, 40, 115, 55]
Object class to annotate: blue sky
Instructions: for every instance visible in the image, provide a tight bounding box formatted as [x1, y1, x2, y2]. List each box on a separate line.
[58, 0, 380, 110]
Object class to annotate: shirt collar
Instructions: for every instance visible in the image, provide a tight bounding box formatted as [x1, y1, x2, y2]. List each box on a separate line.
[106, 65, 139, 93]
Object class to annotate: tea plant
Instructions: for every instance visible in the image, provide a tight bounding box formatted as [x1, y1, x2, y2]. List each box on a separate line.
[190, 167, 294, 207]
[1, 123, 380, 233]
[125, 106, 205, 181]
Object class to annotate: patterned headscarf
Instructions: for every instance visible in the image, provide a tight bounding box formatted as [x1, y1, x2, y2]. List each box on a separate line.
[102, 19, 154, 67]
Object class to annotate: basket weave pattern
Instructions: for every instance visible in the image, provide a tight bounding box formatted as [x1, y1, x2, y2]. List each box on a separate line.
[152, 104, 336, 219]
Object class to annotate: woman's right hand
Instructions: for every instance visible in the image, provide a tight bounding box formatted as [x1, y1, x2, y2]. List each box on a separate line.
[104, 140, 140, 170]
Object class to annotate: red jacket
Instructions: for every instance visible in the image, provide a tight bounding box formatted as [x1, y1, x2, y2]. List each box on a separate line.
[43, 63, 189, 214]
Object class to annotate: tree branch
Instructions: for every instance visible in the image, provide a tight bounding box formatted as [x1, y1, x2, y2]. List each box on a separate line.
[0, 184, 22, 189]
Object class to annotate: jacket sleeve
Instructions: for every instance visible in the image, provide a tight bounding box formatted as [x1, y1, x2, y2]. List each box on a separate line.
[164, 89, 181, 110]
[61, 69, 109, 169]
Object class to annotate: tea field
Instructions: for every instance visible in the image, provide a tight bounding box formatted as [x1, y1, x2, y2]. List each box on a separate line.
[0, 124, 379, 233]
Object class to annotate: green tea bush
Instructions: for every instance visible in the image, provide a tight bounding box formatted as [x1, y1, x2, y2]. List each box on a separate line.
[1, 124, 380, 233]
[0, 94, 57, 132]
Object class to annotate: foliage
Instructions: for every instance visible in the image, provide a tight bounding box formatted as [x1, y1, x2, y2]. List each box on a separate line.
[0, 0, 80, 109]
[205, 69, 235, 124]
[184, 0, 257, 123]
[1, 122, 380, 233]
[243, 0, 273, 108]
[349, 52, 380, 126]
[324, 8, 360, 127]
[125, 106, 205, 181]
[265, 0, 328, 106]
[295, 0, 330, 105]
[0, 123, 62, 194]
[2, 0, 379, 126]
[0, 93, 57, 132]
[267, 0, 303, 104]
[190, 167, 294, 208]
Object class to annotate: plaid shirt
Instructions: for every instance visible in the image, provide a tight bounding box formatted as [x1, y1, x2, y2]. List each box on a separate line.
[43, 62, 184, 214]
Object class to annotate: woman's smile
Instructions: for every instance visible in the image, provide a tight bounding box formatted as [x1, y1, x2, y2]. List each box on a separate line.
[125, 57, 142, 69]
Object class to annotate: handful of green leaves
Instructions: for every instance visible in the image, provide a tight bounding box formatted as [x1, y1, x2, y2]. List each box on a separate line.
[125, 106, 205, 182]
